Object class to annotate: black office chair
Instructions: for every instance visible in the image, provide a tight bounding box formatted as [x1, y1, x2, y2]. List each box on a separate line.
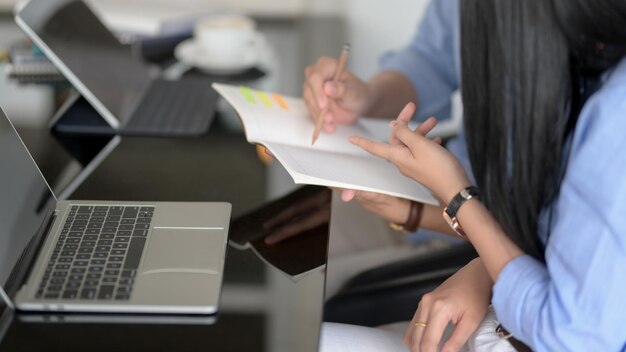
[323, 242, 477, 327]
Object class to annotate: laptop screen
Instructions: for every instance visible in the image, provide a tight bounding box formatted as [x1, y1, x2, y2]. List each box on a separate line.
[0, 110, 56, 295]
[17, 0, 152, 126]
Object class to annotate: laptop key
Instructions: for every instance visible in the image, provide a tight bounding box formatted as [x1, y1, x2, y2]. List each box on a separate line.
[81, 288, 96, 299]
[98, 285, 114, 299]
[123, 237, 146, 270]
[108, 207, 124, 216]
[122, 207, 139, 219]
[102, 277, 117, 284]
[68, 274, 83, 281]
[121, 270, 136, 278]
[62, 290, 78, 299]
[47, 285, 62, 292]
[66, 281, 81, 289]
[84, 280, 99, 287]
[78, 206, 93, 214]
[104, 270, 119, 276]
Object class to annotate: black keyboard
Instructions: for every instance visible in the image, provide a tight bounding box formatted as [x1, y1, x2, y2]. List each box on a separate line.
[124, 79, 216, 135]
[36, 205, 153, 301]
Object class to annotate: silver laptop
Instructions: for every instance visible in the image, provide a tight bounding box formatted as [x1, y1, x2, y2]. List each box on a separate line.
[15, 0, 218, 136]
[0, 107, 231, 315]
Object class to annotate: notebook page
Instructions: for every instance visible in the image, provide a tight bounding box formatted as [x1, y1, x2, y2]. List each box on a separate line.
[213, 83, 374, 156]
[264, 142, 438, 205]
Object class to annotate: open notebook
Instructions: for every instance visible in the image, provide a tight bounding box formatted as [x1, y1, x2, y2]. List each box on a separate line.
[212, 83, 438, 205]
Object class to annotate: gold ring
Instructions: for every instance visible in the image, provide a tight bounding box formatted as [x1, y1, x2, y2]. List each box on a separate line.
[415, 321, 427, 328]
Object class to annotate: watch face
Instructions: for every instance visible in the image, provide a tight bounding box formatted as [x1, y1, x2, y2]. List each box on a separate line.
[443, 209, 467, 239]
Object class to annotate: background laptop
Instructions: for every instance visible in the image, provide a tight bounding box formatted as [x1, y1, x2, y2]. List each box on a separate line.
[15, 0, 218, 136]
[0, 107, 231, 315]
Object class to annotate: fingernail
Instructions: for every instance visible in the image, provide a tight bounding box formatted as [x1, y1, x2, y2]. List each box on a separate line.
[389, 121, 398, 128]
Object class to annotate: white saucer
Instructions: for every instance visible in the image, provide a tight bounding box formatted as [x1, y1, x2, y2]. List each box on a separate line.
[174, 38, 261, 75]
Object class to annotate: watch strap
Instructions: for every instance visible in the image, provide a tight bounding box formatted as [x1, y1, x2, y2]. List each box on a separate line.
[444, 186, 480, 219]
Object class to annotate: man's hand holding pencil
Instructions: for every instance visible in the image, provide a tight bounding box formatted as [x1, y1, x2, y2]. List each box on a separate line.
[303, 44, 374, 143]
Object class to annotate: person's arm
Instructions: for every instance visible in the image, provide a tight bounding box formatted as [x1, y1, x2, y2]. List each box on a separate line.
[351, 93, 626, 349]
[363, 71, 418, 119]
[406, 258, 492, 352]
[303, 0, 460, 131]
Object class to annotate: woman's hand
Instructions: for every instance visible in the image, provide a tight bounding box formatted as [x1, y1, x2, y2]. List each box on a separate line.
[341, 189, 412, 225]
[339, 103, 444, 225]
[405, 258, 492, 352]
[349, 102, 470, 203]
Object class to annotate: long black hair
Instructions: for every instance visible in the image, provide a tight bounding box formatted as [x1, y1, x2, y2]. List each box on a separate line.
[460, 0, 626, 258]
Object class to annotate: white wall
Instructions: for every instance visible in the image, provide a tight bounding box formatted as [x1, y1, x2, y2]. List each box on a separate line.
[346, 0, 430, 79]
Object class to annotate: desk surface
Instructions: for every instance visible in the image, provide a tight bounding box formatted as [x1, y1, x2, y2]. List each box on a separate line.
[0, 121, 327, 352]
[0, 15, 347, 351]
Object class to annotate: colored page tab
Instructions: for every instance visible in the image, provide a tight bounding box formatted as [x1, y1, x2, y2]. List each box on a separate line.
[256, 91, 274, 108]
[272, 93, 289, 110]
[239, 86, 256, 104]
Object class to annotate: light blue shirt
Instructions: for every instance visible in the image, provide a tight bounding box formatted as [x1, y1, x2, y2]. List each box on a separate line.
[379, 0, 626, 350]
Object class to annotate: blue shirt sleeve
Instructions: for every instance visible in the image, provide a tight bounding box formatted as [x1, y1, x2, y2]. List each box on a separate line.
[492, 59, 626, 351]
[379, 0, 460, 122]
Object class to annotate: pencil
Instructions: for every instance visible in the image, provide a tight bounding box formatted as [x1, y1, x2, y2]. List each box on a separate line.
[311, 43, 351, 145]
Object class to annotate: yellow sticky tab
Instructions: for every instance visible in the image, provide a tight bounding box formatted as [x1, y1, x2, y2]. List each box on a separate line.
[239, 86, 256, 104]
[272, 93, 289, 110]
[257, 92, 274, 108]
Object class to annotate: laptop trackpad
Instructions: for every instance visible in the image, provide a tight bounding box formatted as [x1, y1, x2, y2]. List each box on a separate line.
[140, 228, 225, 274]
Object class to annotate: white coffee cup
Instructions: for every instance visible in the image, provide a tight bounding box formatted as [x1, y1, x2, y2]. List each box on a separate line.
[194, 15, 262, 64]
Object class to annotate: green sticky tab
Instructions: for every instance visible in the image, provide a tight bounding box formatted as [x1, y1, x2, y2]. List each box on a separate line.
[239, 86, 256, 104]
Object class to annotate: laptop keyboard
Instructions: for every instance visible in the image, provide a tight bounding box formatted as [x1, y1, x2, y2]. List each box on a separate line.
[36, 205, 153, 301]
[125, 79, 215, 135]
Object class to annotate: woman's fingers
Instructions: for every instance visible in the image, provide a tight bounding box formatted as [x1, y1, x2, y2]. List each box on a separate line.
[416, 116, 438, 136]
[440, 317, 481, 352]
[349, 136, 396, 161]
[409, 302, 432, 352]
[418, 307, 452, 352]
[341, 189, 357, 201]
[392, 123, 434, 154]
[390, 103, 417, 145]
